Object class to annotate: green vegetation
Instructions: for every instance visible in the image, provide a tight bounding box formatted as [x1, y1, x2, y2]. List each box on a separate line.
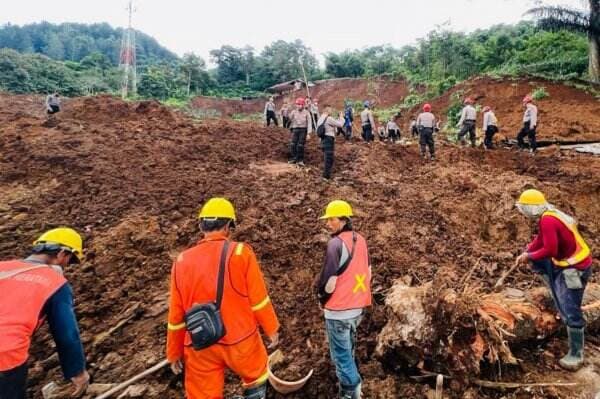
[0, 48, 120, 95]
[532, 86, 550, 100]
[527, 0, 599, 82]
[0, 20, 596, 104]
[0, 22, 177, 65]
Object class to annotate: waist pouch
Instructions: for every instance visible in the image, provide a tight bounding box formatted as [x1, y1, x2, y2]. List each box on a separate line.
[185, 240, 230, 350]
[185, 303, 226, 350]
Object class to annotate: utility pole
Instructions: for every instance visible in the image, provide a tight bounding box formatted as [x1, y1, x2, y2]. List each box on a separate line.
[119, 0, 137, 98]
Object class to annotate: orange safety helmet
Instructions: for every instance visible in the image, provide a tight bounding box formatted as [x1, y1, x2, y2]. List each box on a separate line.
[295, 97, 305, 106]
[482, 106, 491, 113]
[522, 95, 533, 104]
[423, 103, 432, 112]
[464, 97, 474, 105]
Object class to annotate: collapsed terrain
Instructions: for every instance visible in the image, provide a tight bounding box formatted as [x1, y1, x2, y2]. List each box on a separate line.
[0, 77, 599, 398]
[192, 76, 600, 144]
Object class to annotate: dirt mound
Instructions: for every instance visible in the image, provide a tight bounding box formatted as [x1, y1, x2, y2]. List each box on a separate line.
[0, 93, 599, 398]
[190, 96, 265, 117]
[399, 76, 600, 143]
[286, 78, 411, 108]
[190, 78, 411, 118]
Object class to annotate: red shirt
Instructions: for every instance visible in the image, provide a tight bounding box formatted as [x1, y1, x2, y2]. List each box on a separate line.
[527, 215, 592, 270]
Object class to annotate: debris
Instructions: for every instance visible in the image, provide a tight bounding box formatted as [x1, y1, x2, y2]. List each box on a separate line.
[93, 303, 142, 346]
[472, 379, 578, 390]
[493, 259, 520, 288]
[94, 359, 168, 399]
[376, 279, 600, 374]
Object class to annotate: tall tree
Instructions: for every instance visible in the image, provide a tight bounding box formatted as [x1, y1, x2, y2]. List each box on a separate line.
[43, 33, 65, 60]
[527, 0, 600, 82]
[255, 40, 318, 88]
[180, 53, 212, 96]
[240, 46, 255, 86]
[210, 45, 245, 84]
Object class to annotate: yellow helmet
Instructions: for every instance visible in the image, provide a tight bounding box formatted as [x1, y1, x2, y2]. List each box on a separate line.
[517, 189, 547, 206]
[198, 197, 236, 221]
[320, 200, 353, 220]
[33, 227, 83, 263]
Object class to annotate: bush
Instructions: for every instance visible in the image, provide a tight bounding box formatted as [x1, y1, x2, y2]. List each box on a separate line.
[531, 86, 549, 100]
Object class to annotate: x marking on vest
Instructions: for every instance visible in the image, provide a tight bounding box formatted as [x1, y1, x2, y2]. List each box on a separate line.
[353, 274, 367, 294]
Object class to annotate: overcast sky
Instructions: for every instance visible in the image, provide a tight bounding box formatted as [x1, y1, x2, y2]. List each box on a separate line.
[1, 0, 583, 65]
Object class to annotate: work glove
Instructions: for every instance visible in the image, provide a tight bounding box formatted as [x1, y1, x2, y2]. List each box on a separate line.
[70, 370, 90, 397]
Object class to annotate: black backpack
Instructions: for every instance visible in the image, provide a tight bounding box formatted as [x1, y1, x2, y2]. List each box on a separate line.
[316, 115, 328, 139]
[184, 241, 230, 350]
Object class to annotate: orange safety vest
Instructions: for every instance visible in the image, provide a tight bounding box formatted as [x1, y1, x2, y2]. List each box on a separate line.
[172, 241, 260, 346]
[0, 260, 66, 371]
[543, 210, 591, 267]
[325, 231, 372, 311]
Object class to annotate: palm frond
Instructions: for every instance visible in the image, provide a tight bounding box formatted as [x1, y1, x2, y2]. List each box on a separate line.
[526, 6, 591, 34]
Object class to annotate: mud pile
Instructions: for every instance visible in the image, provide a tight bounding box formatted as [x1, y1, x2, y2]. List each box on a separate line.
[399, 76, 600, 143]
[284, 78, 412, 108]
[190, 78, 412, 118]
[0, 92, 599, 398]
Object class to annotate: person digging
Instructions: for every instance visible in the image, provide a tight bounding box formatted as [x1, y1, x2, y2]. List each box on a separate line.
[515, 189, 593, 371]
[0, 228, 89, 399]
[316, 200, 372, 399]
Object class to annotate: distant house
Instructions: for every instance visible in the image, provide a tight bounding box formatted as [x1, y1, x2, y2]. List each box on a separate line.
[266, 79, 315, 95]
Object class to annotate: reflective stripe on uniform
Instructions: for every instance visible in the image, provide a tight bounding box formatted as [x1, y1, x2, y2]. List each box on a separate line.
[251, 296, 270, 312]
[235, 243, 244, 256]
[242, 368, 269, 387]
[167, 321, 186, 331]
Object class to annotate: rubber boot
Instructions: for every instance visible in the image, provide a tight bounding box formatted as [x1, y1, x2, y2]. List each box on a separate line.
[340, 383, 361, 399]
[559, 327, 584, 371]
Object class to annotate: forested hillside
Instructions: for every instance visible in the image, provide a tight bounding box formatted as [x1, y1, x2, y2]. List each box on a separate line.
[0, 21, 592, 100]
[0, 22, 177, 65]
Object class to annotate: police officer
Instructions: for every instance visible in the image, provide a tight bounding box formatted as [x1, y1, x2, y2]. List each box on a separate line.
[416, 104, 436, 160]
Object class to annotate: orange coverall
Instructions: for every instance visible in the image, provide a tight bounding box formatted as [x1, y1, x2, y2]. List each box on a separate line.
[166, 233, 279, 399]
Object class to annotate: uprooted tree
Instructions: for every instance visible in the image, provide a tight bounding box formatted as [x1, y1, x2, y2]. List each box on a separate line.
[376, 273, 600, 377]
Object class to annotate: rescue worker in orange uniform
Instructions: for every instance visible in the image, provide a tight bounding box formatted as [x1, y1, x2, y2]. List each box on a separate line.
[316, 200, 372, 399]
[0, 228, 89, 399]
[515, 189, 593, 371]
[166, 198, 280, 399]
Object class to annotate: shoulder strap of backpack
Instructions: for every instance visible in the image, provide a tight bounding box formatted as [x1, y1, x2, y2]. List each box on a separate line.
[336, 232, 357, 277]
[215, 240, 231, 309]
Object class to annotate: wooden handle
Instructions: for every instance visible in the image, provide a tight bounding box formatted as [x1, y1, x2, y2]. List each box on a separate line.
[94, 359, 168, 399]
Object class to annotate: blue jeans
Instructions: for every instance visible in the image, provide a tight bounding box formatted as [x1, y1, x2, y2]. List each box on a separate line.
[325, 316, 362, 392]
[531, 258, 592, 328]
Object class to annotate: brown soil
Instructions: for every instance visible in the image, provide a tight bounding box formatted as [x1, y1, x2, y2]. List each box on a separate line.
[399, 76, 600, 143]
[190, 96, 265, 117]
[0, 91, 599, 399]
[190, 78, 413, 118]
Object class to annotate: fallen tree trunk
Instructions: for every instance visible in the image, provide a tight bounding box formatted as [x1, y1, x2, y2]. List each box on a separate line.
[375, 279, 600, 375]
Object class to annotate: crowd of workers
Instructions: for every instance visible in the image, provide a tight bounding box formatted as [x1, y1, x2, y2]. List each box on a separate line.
[265, 94, 539, 180]
[0, 186, 593, 398]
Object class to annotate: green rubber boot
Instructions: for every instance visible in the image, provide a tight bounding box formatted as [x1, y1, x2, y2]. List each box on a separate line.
[559, 327, 584, 371]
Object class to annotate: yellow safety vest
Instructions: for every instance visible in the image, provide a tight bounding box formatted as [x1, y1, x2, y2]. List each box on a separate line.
[542, 210, 591, 267]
